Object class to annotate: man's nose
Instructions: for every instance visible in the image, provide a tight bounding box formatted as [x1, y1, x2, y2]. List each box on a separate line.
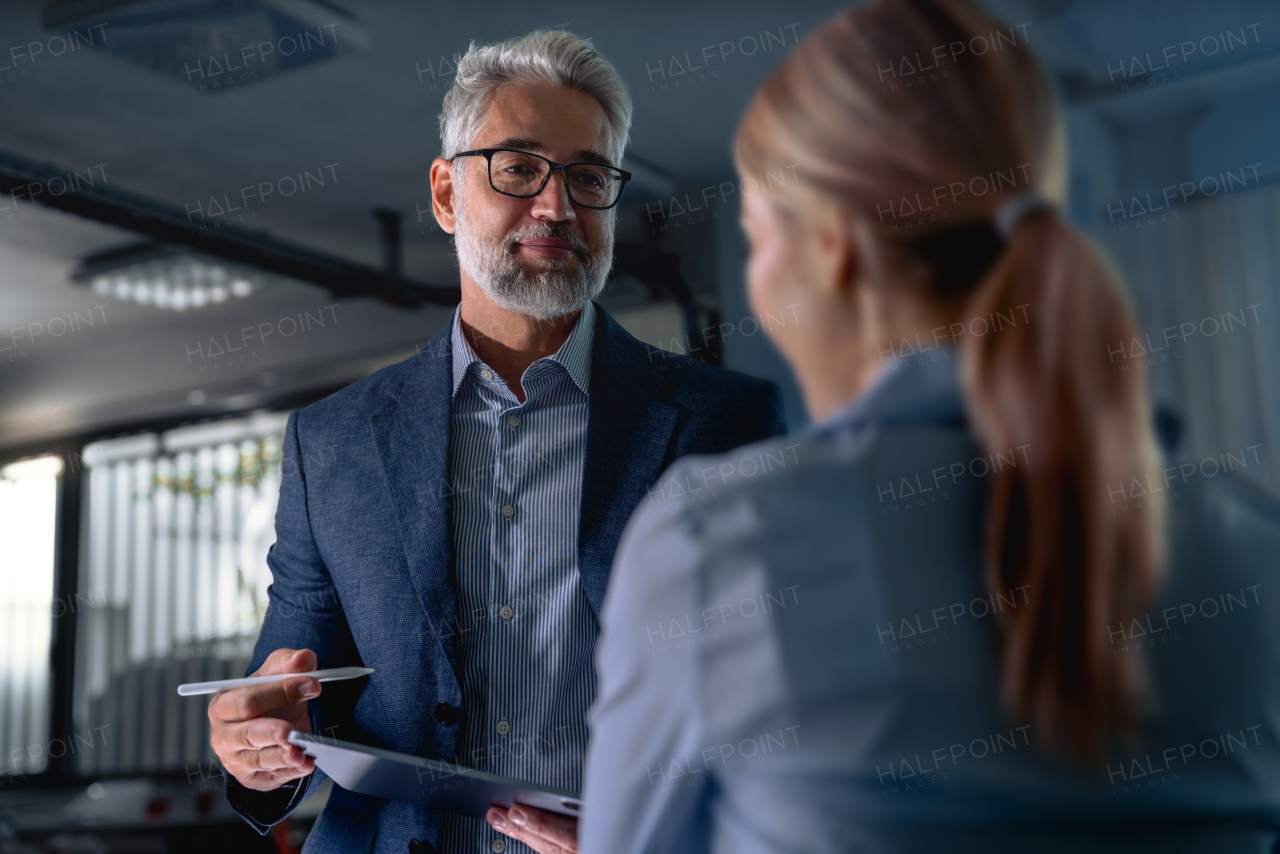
[529, 170, 576, 221]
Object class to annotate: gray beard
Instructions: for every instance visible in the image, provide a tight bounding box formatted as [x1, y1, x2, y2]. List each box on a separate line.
[453, 182, 614, 321]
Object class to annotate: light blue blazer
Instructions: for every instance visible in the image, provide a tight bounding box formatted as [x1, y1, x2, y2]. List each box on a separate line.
[582, 347, 1280, 854]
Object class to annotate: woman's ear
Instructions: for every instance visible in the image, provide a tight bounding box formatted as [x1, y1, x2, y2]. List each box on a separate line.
[814, 205, 860, 300]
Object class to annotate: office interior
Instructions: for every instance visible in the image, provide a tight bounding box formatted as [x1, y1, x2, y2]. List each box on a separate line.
[0, 0, 1277, 850]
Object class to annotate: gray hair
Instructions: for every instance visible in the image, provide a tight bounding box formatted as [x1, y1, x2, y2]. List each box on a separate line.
[439, 29, 633, 165]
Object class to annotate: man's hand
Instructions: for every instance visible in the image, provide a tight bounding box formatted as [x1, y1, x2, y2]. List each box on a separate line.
[209, 647, 320, 792]
[486, 805, 578, 854]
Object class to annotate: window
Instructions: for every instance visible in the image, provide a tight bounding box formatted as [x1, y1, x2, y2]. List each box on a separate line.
[1103, 184, 1280, 494]
[0, 456, 62, 776]
[73, 412, 290, 775]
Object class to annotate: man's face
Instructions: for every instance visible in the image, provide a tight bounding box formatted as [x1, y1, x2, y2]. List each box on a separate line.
[444, 80, 618, 320]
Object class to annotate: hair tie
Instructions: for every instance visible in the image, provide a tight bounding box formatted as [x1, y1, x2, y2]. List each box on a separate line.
[994, 193, 1054, 239]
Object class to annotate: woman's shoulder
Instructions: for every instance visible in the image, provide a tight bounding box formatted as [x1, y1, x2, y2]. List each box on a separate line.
[609, 424, 920, 626]
[642, 425, 877, 521]
[641, 417, 981, 536]
[607, 432, 836, 622]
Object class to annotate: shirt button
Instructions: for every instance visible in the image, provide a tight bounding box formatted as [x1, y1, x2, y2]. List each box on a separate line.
[507, 415, 520, 428]
[501, 504, 514, 518]
[491, 838, 506, 853]
[496, 719, 510, 736]
[480, 368, 494, 381]
[499, 605, 514, 622]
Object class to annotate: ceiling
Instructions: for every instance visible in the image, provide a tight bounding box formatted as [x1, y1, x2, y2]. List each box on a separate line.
[1, 0, 1277, 451]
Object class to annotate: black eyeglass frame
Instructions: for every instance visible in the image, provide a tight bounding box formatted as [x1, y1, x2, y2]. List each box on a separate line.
[452, 148, 633, 210]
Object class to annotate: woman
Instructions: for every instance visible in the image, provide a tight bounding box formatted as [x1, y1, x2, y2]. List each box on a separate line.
[580, 1, 1280, 852]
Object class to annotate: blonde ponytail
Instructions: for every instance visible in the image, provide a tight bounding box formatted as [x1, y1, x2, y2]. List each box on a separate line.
[962, 210, 1162, 760]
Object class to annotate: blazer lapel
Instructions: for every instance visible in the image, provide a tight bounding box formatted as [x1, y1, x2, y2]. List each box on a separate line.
[366, 306, 679, 664]
[578, 305, 680, 621]
[368, 324, 460, 678]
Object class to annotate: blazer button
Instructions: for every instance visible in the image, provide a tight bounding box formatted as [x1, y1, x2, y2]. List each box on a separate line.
[435, 702, 460, 726]
[409, 840, 435, 854]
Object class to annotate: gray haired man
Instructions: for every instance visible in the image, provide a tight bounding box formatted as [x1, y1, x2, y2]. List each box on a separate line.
[212, 29, 785, 854]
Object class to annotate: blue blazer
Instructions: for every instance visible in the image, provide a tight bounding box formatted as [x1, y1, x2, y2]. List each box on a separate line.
[222, 302, 785, 853]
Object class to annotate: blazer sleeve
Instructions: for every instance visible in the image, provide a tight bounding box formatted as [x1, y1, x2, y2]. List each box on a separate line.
[580, 471, 712, 854]
[223, 409, 363, 833]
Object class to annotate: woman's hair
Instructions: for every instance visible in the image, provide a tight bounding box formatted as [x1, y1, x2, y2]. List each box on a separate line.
[735, 0, 1164, 761]
[439, 29, 632, 165]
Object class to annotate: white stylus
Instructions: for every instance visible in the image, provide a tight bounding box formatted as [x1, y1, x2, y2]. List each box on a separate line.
[177, 667, 375, 696]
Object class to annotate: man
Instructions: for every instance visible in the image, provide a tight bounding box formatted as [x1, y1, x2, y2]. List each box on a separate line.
[211, 28, 785, 854]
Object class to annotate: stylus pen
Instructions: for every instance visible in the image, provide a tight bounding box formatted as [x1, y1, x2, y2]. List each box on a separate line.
[177, 667, 375, 696]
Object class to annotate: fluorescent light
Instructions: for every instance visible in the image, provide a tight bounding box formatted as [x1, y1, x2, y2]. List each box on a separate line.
[72, 244, 264, 311]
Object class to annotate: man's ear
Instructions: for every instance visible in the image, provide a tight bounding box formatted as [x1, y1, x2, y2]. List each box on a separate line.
[430, 158, 457, 234]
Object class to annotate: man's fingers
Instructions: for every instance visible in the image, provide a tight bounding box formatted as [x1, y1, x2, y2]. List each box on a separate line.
[214, 719, 272, 760]
[486, 811, 549, 853]
[254, 647, 317, 676]
[511, 805, 578, 848]
[210, 677, 320, 723]
[239, 763, 313, 792]
[238, 771, 283, 792]
[255, 647, 299, 674]
[210, 648, 320, 796]
[222, 715, 296, 754]
[246, 742, 314, 773]
[488, 806, 577, 854]
[229, 746, 313, 785]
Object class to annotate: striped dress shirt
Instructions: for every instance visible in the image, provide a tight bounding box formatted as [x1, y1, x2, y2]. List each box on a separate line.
[439, 301, 597, 854]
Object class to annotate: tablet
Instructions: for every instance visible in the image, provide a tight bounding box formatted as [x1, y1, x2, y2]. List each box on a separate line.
[288, 731, 582, 820]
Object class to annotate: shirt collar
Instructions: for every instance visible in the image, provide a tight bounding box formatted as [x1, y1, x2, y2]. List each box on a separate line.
[810, 347, 1184, 461]
[810, 345, 967, 437]
[449, 300, 596, 400]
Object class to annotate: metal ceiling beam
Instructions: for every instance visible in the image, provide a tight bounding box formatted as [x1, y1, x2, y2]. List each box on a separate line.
[0, 148, 459, 308]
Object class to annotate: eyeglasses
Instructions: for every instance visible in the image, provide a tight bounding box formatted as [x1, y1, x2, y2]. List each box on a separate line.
[452, 148, 632, 210]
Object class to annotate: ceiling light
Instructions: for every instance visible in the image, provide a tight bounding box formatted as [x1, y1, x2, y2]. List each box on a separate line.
[72, 243, 264, 312]
[40, 0, 369, 93]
